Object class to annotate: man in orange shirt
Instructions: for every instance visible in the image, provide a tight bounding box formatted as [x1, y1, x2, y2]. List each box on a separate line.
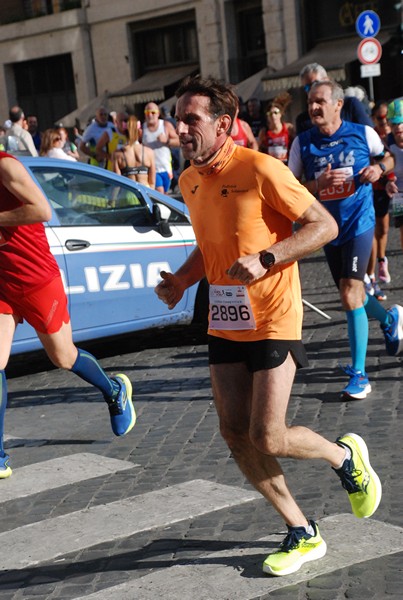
[154, 76, 382, 577]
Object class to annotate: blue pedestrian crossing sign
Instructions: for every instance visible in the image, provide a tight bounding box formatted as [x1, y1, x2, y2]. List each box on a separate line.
[356, 10, 381, 39]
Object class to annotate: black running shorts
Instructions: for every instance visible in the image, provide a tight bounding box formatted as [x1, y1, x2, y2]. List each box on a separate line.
[208, 336, 309, 373]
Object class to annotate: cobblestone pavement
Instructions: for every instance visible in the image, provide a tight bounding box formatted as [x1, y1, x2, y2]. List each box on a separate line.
[1, 227, 402, 600]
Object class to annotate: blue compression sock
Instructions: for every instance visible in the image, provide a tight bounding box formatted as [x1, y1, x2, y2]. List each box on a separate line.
[346, 306, 368, 374]
[70, 349, 120, 401]
[364, 293, 390, 327]
[0, 370, 7, 456]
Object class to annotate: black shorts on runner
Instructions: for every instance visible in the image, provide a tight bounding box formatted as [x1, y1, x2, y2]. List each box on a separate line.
[324, 227, 374, 288]
[208, 336, 309, 373]
[373, 189, 390, 218]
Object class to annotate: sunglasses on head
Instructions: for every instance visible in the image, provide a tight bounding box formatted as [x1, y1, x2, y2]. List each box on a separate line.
[145, 110, 159, 115]
[303, 80, 319, 93]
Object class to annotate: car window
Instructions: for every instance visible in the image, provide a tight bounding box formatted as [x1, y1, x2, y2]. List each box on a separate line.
[31, 167, 152, 226]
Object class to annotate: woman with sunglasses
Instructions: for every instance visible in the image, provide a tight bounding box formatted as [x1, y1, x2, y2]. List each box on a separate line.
[39, 129, 77, 161]
[258, 93, 294, 164]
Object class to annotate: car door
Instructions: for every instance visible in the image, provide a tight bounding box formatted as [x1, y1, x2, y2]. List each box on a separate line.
[28, 163, 195, 343]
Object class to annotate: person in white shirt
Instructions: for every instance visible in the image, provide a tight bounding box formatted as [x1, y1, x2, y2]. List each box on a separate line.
[39, 129, 77, 161]
[79, 106, 114, 167]
[5, 106, 38, 157]
[142, 103, 179, 194]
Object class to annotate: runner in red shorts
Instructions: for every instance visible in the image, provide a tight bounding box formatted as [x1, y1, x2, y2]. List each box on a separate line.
[0, 152, 136, 480]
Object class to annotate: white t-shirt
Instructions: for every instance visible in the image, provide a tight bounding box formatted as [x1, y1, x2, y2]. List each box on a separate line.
[46, 148, 76, 161]
[82, 121, 114, 145]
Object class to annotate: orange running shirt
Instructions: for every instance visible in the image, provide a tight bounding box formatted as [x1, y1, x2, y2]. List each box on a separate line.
[179, 137, 315, 341]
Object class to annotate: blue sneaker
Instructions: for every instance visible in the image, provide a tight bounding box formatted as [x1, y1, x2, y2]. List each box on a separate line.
[0, 453, 12, 479]
[108, 374, 136, 436]
[371, 280, 387, 301]
[341, 365, 371, 399]
[381, 304, 403, 356]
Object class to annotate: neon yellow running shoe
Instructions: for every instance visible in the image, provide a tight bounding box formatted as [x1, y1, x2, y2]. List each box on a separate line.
[0, 453, 12, 479]
[334, 432, 382, 518]
[263, 520, 327, 576]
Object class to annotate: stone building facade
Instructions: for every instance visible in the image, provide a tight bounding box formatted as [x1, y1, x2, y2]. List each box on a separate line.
[0, 0, 400, 128]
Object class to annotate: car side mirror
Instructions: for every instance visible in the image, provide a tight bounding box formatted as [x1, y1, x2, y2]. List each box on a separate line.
[152, 202, 172, 238]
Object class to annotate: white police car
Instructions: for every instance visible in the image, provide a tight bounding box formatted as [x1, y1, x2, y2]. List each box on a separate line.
[13, 157, 206, 354]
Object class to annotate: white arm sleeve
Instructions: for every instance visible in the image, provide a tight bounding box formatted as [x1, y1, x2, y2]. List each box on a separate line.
[365, 125, 385, 157]
[287, 137, 303, 179]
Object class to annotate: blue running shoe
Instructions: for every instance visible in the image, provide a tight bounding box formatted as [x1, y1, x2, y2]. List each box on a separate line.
[341, 365, 371, 400]
[381, 304, 403, 356]
[372, 280, 387, 301]
[108, 374, 136, 436]
[0, 453, 12, 479]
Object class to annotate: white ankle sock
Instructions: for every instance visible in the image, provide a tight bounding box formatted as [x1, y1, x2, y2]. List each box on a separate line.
[336, 446, 351, 469]
[306, 522, 315, 536]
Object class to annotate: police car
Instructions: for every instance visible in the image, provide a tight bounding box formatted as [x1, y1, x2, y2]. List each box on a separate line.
[13, 157, 206, 354]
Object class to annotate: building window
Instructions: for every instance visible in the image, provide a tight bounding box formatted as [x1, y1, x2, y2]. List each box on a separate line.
[228, 0, 267, 82]
[13, 54, 76, 129]
[130, 11, 198, 76]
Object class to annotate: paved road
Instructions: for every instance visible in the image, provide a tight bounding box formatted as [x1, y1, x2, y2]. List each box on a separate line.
[1, 227, 402, 600]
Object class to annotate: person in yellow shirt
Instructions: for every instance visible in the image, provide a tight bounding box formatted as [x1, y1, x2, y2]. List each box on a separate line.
[154, 76, 382, 577]
[96, 111, 128, 171]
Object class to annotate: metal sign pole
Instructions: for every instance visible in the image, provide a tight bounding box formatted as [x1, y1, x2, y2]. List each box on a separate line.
[368, 75, 374, 102]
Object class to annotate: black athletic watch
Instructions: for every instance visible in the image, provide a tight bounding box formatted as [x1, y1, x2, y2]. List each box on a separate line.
[378, 162, 386, 175]
[259, 251, 276, 270]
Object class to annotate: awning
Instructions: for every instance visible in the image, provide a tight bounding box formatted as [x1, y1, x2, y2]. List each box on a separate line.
[262, 32, 391, 94]
[234, 67, 277, 102]
[109, 64, 199, 105]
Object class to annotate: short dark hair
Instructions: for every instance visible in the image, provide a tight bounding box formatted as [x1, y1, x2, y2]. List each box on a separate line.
[175, 75, 238, 125]
[9, 106, 23, 123]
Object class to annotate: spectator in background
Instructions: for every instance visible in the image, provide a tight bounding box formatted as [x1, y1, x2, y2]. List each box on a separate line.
[244, 97, 265, 141]
[79, 106, 113, 167]
[112, 115, 156, 188]
[40, 128, 77, 161]
[344, 85, 371, 117]
[142, 102, 179, 194]
[160, 105, 181, 191]
[5, 106, 38, 156]
[296, 63, 373, 134]
[27, 115, 42, 152]
[258, 93, 295, 163]
[365, 101, 393, 299]
[55, 125, 80, 160]
[96, 111, 129, 171]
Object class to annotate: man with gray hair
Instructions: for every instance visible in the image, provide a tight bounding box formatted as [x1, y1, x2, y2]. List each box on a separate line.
[289, 79, 402, 399]
[296, 63, 372, 134]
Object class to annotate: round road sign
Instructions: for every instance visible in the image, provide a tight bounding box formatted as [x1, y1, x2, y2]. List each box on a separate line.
[357, 37, 382, 65]
[355, 10, 381, 39]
